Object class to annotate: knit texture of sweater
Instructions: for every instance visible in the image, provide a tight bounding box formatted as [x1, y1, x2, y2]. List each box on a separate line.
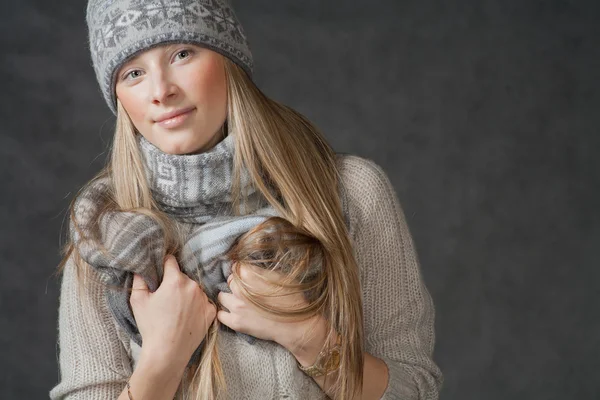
[49, 149, 444, 399]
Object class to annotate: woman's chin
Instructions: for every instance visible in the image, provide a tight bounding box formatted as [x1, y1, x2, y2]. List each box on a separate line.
[145, 126, 223, 155]
[149, 134, 199, 155]
[161, 139, 219, 155]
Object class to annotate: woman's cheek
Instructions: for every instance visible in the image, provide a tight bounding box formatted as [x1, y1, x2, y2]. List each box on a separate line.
[190, 57, 227, 113]
[116, 89, 146, 128]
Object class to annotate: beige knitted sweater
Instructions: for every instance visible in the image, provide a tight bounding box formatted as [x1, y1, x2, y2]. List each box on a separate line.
[49, 155, 443, 399]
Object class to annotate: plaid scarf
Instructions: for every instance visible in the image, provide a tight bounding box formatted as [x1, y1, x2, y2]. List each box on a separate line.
[71, 133, 348, 363]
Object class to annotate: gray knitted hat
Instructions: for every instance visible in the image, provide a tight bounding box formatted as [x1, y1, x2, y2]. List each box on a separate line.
[86, 0, 253, 115]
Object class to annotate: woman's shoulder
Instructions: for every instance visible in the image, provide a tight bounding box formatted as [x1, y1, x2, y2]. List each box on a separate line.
[335, 153, 397, 210]
[334, 153, 405, 243]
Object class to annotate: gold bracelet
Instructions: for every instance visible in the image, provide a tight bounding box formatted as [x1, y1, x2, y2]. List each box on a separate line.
[297, 334, 342, 378]
[126, 380, 134, 400]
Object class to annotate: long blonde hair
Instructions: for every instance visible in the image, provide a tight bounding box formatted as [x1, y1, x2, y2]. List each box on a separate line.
[57, 55, 364, 399]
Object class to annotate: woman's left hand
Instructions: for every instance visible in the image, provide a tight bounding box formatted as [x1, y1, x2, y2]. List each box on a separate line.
[216, 263, 327, 359]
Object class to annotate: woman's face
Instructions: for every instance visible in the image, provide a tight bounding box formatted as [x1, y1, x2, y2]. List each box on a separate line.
[115, 43, 228, 155]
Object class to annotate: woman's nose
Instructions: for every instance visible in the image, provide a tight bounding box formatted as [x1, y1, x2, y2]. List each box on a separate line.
[150, 70, 179, 105]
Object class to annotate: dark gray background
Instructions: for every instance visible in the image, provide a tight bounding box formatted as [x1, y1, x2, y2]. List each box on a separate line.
[1, 0, 598, 399]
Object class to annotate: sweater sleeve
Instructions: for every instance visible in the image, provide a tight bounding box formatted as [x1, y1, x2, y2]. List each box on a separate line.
[49, 254, 132, 399]
[339, 155, 443, 400]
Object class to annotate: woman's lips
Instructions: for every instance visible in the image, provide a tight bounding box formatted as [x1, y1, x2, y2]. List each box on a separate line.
[155, 108, 196, 129]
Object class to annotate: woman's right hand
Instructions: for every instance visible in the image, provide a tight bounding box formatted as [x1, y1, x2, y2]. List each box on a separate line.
[129, 254, 216, 369]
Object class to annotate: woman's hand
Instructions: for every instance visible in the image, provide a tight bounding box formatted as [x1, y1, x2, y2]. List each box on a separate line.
[130, 255, 217, 369]
[216, 263, 328, 362]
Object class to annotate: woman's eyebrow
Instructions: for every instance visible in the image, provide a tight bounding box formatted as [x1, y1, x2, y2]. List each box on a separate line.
[120, 55, 140, 69]
[122, 44, 183, 69]
[163, 43, 177, 53]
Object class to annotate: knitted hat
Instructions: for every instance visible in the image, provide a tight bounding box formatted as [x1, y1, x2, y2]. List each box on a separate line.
[86, 0, 253, 115]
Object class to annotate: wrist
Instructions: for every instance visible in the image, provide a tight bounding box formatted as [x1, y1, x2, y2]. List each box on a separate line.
[125, 351, 187, 400]
[137, 346, 187, 378]
[279, 315, 331, 366]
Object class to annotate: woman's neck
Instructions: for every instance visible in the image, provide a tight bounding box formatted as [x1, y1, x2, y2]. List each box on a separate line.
[137, 133, 259, 221]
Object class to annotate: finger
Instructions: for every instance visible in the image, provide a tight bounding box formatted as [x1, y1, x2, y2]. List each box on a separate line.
[130, 273, 148, 302]
[206, 301, 217, 320]
[227, 275, 243, 297]
[162, 254, 181, 281]
[131, 273, 148, 291]
[235, 264, 273, 297]
[237, 262, 255, 282]
[237, 263, 270, 290]
[205, 302, 218, 328]
[217, 291, 238, 312]
[217, 310, 238, 331]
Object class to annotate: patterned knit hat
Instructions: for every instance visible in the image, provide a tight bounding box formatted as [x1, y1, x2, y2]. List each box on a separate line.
[86, 0, 253, 115]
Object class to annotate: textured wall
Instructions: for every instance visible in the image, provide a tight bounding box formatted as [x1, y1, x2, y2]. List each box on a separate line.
[1, 0, 599, 399]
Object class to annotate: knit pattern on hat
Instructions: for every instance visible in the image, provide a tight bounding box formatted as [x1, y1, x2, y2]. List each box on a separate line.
[86, 0, 253, 114]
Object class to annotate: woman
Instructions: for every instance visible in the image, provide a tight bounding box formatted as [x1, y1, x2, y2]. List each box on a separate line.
[50, 0, 443, 399]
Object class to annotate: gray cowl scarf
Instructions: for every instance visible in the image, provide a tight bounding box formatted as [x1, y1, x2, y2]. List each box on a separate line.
[71, 133, 349, 365]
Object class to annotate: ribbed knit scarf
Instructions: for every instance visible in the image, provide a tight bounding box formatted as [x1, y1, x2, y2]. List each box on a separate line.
[71, 133, 348, 363]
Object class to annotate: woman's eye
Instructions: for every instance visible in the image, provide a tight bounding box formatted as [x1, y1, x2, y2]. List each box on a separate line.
[175, 49, 192, 61]
[124, 70, 142, 80]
